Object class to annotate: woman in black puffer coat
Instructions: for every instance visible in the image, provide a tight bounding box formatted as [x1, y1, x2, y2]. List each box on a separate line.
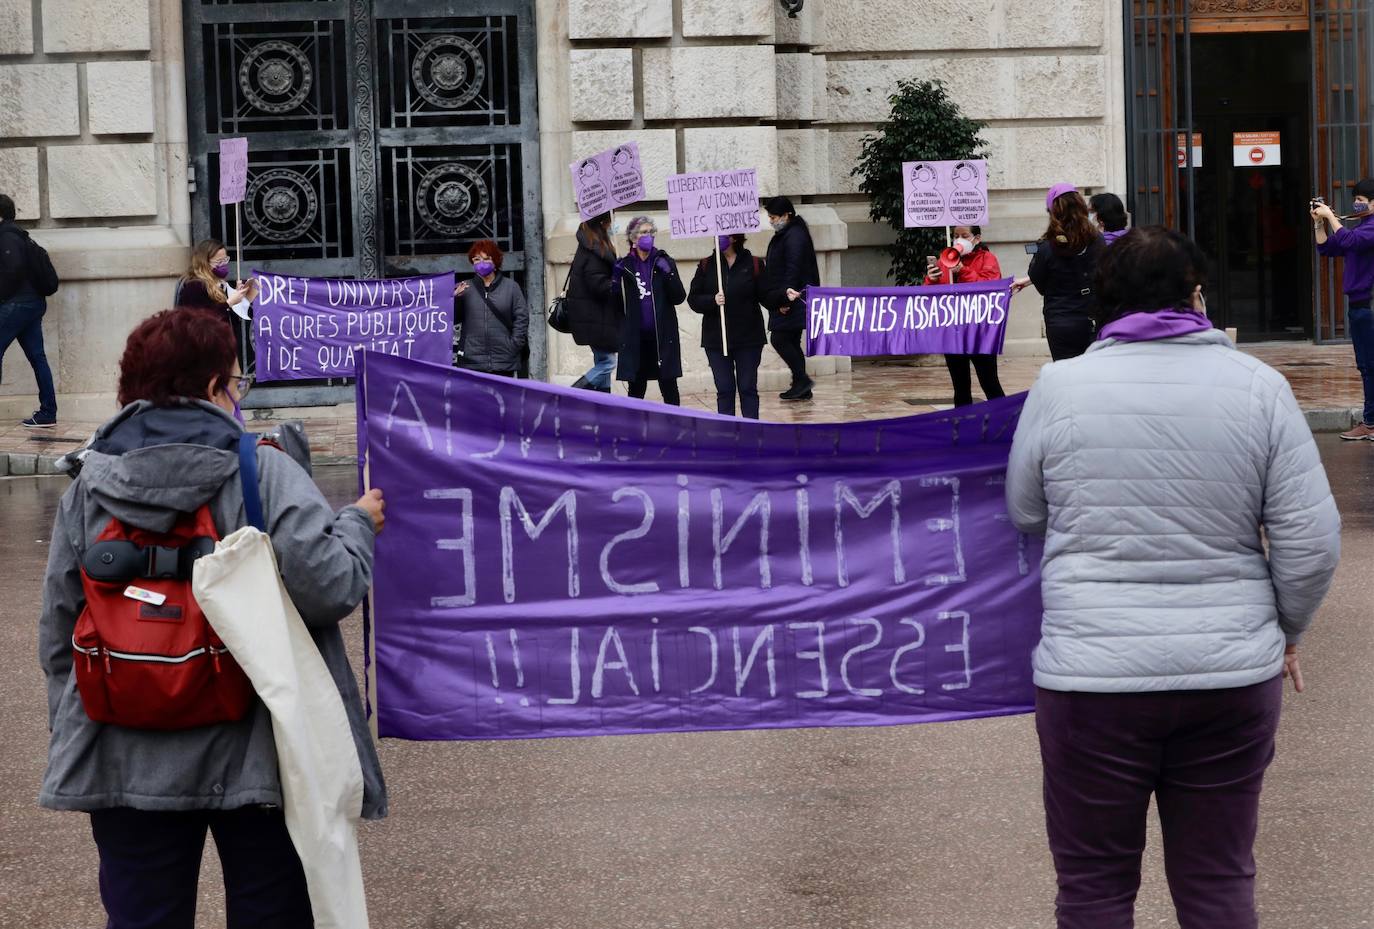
[565, 212, 618, 391]
[759, 196, 820, 401]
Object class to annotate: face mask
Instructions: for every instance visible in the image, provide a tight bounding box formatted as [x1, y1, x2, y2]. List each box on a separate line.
[636, 234, 655, 252]
[717, 234, 731, 252]
[212, 264, 230, 278]
[1354, 201, 1371, 215]
[953, 237, 975, 256]
[1089, 211, 1099, 226]
[770, 219, 787, 233]
[474, 260, 496, 277]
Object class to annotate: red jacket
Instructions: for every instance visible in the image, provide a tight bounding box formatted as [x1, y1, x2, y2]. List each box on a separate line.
[923, 246, 1002, 285]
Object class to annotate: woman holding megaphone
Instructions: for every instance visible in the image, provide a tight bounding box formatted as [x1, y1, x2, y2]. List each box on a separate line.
[923, 225, 1006, 407]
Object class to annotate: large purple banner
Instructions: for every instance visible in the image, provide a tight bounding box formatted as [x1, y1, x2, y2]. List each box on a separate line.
[358, 352, 1042, 741]
[806, 280, 1013, 358]
[254, 272, 454, 382]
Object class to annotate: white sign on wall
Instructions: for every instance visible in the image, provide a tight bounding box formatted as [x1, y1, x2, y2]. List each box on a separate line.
[1233, 131, 1281, 167]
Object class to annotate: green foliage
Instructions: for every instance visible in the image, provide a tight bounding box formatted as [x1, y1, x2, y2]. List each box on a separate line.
[852, 79, 989, 286]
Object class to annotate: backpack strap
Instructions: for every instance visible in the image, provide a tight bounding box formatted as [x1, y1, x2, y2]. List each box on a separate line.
[238, 432, 266, 532]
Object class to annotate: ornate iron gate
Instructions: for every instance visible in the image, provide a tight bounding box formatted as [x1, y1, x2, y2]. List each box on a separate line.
[184, 0, 544, 400]
[1125, 0, 1195, 236]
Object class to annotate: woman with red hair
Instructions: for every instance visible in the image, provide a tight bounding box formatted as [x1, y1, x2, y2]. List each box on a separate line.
[37, 308, 387, 926]
[453, 239, 529, 377]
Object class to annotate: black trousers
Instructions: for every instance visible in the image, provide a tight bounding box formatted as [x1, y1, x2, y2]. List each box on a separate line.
[944, 353, 1005, 406]
[90, 806, 312, 929]
[1046, 317, 1096, 361]
[769, 329, 810, 387]
[705, 346, 763, 418]
[626, 336, 680, 405]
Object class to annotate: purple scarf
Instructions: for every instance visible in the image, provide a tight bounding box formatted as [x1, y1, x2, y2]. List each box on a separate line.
[1097, 309, 1213, 344]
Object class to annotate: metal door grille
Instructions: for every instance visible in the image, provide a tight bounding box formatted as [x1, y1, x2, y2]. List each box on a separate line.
[184, 0, 544, 401]
[1125, 0, 1195, 236]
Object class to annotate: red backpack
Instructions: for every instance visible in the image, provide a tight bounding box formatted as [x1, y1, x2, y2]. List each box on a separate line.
[71, 433, 266, 730]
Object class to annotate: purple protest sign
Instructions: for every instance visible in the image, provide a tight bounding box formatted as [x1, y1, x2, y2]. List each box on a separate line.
[806, 280, 1012, 358]
[902, 159, 989, 228]
[666, 169, 761, 239]
[607, 142, 645, 209]
[358, 351, 1043, 741]
[254, 272, 453, 382]
[571, 142, 648, 221]
[219, 137, 249, 205]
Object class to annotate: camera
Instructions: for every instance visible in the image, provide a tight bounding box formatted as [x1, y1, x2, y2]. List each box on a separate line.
[1310, 196, 1326, 210]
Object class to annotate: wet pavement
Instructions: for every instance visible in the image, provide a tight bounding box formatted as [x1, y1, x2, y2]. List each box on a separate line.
[2, 440, 1373, 928]
[0, 341, 1365, 469]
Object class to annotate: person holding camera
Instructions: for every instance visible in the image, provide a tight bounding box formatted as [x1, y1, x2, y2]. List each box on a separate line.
[923, 225, 1006, 407]
[1313, 180, 1374, 440]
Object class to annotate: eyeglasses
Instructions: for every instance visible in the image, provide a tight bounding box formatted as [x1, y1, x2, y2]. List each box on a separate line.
[228, 373, 253, 398]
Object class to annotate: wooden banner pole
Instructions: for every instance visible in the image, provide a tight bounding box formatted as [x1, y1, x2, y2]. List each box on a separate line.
[714, 238, 729, 356]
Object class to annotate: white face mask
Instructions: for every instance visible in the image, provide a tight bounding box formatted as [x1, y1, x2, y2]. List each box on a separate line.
[953, 237, 976, 256]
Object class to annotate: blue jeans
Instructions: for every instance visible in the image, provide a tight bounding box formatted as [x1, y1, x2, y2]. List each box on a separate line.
[706, 345, 763, 418]
[1348, 301, 1374, 425]
[584, 348, 616, 389]
[0, 296, 56, 417]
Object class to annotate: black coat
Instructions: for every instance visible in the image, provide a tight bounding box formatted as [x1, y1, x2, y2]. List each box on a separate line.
[0, 221, 39, 303]
[456, 273, 529, 374]
[1028, 235, 1106, 322]
[759, 216, 820, 332]
[687, 248, 768, 354]
[566, 230, 619, 352]
[610, 250, 687, 381]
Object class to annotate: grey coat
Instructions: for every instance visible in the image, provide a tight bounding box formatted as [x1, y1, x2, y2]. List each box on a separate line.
[1006, 329, 1341, 693]
[456, 273, 529, 374]
[38, 400, 387, 819]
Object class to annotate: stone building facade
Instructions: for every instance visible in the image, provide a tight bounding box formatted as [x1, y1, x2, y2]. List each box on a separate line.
[0, 0, 1125, 414]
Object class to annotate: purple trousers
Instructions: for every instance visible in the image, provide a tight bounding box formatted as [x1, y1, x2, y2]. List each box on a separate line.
[1035, 675, 1283, 929]
[90, 806, 312, 929]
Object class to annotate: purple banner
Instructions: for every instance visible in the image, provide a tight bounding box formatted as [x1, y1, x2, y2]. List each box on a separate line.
[253, 272, 453, 382]
[358, 352, 1043, 741]
[806, 280, 1012, 358]
[902, 159, 989, 228]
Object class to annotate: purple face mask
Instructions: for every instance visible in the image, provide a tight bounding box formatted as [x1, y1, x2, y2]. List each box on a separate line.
[1354, 201, 1371, 215]
[474, 260, 496, 277]
[212, 264, 230, 278]
[636, 234, 655, 252]
[717, 235, 731, 252]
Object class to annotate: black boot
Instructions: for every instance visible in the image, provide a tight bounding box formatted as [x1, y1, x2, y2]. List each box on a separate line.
[780, 378, 815, 401]
[571, 375, 590, 389]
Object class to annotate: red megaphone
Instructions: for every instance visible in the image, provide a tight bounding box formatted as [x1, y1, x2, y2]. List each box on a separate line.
[938, 246, 962, 277]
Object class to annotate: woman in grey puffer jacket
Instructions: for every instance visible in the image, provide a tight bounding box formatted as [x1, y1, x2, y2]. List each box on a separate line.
[454, 238, 529, 376]
[1007, 226, 1340, 929]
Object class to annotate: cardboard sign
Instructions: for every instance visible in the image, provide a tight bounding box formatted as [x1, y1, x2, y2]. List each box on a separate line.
[219, 137, 249, 205]
[665, 169, 761, 239]
[902, 159, 989, 228]
[1233, 131, 1281, 167]
[570, 142, 647, 220]
[1177, 132, 1203, 168]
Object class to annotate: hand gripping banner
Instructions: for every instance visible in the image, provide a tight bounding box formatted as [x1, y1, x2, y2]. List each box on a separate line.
[358, 353, 1043, 740]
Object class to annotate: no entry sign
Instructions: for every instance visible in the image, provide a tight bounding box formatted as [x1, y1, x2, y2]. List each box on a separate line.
[1233, 131, 1281, 167]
